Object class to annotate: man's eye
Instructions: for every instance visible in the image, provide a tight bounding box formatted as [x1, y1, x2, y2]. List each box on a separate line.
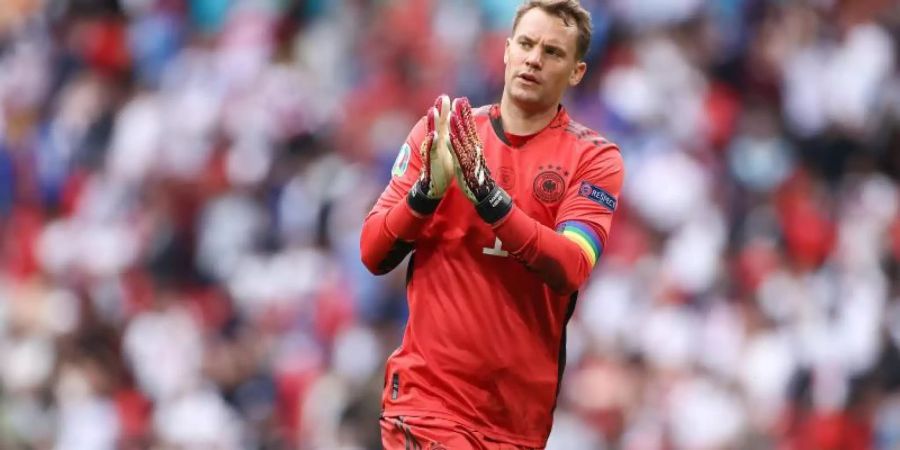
[520, 41, 533, 49]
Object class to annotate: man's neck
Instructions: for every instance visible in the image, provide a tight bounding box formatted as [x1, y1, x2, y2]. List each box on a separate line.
[499, 96, 559, 136]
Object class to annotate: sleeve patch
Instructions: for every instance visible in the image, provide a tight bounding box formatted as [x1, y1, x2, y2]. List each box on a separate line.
[391, 143, 411, 177]
[578, 181, 617, 211]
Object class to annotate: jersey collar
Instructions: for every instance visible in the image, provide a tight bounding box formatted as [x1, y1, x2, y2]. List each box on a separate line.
[489, 104, 570, 147]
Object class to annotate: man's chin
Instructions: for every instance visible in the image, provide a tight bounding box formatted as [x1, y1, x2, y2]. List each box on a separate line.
[509, 90, 550, 112]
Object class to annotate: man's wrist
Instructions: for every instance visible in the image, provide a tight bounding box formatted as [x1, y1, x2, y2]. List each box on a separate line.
[407, 181, 442, 215]
[474, 185, 513, 224]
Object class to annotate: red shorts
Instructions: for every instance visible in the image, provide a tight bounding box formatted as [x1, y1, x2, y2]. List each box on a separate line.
[380, 415, 540, 450]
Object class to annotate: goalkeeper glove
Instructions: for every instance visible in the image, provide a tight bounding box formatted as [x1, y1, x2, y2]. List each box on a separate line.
[448, 97, 512, 223]
[408, 95, 453, 214]
[421, 94, 453, 198]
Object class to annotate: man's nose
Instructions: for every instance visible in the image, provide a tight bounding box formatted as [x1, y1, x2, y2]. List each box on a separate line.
[525, 46, 542, 68]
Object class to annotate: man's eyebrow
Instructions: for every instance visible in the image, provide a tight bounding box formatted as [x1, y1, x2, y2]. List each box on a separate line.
[543, 42, 567, 55]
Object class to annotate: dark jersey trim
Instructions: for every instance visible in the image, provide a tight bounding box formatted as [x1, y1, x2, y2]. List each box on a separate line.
[392, 416, 419, 450]
[377, 240, 414, 275]
[551, 291, 579, 414]
[489, 108, 511, 146]
[489, 104, 568, 147]
[405, 252, 416, 286]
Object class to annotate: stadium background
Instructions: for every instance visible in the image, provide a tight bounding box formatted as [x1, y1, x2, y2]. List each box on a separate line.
[1, 0, 900, 448]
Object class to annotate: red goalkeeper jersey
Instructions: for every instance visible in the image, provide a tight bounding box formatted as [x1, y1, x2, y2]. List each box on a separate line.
[360, 104, 624, 447]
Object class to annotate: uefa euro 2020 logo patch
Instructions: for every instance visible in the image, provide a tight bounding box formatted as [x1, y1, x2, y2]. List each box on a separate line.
[391, 143, 411, 177]
[579, 181, 617, 211]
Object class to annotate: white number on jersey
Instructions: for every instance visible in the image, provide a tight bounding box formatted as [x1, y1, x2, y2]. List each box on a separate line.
[482, 237, 509, 257]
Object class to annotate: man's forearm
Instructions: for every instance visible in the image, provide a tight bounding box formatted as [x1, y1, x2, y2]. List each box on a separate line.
[491, 206, 594, 295]
[359, 187, 439, 275]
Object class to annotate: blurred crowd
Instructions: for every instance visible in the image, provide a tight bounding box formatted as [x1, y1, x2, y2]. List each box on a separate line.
[1, 0, 900, 449]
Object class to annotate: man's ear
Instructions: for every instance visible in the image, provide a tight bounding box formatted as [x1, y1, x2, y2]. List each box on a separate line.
[504, 38, 511, 65]
[569, 61, 587, 86]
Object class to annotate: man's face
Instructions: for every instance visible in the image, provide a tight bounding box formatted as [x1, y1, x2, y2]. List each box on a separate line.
[504, 8, 587, 112]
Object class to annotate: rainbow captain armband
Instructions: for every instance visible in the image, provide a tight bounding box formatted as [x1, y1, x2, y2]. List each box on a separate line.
[557, 221, 602, 267]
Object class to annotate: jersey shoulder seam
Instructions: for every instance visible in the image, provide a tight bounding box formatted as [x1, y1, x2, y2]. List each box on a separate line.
[564, 119, 599, 139]
[563, 120, 616, 149]
[566, 126, 619, 160]
[473, 104, 492, 117]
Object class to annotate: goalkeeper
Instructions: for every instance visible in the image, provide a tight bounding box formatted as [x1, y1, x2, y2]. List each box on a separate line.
[360, 1, 624, 448]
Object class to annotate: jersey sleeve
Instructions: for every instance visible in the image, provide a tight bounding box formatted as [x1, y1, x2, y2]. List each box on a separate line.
[360, 117, 434, 275]
[490, 144, 624, 295]
[554, 145, 624, 264]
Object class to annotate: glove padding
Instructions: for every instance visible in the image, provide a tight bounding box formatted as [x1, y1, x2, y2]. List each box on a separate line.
[448, 97, 496, 203]
[416, 94, 453, 199]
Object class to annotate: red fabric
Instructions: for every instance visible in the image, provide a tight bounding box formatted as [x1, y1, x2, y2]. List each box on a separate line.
[890, 215, 900, 260]
[185, 288, 233, 332]
[3, 206, 42, 279]
[704, 82, 741, 151]
[380, 415, 532, 450]
[734, 239, 781, 292]
[60, 169, 89, 217]
[491, 205, 592, 295]
[120, 269, 156, 317]
[276, 366, 322, 447]
[776, 171, 835, 269]
[782, 410, 872, 450]
[81, 19, 132, 73]
[359, 116, 434, 274]
[504, 131, 538, 148]
[115, 389, 152, 440]
[313, 280, 356, 343]
[360, 105, 624, 447]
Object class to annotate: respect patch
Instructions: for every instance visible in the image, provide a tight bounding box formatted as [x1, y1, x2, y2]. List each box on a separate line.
[578, 181, 617, 211]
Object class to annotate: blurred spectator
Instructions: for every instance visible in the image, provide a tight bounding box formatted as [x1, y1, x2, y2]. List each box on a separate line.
[0, 0, 899, 449]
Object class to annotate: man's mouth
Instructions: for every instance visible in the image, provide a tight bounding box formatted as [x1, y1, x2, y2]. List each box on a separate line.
[518, 73, 540, 85]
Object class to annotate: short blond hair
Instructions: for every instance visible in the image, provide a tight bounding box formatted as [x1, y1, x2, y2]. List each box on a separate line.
[512, 0, 592, 61]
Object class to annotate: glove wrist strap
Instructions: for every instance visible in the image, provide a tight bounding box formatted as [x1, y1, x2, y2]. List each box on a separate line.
[407, 182, 442, 215]
[475, 185, 513, 224]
